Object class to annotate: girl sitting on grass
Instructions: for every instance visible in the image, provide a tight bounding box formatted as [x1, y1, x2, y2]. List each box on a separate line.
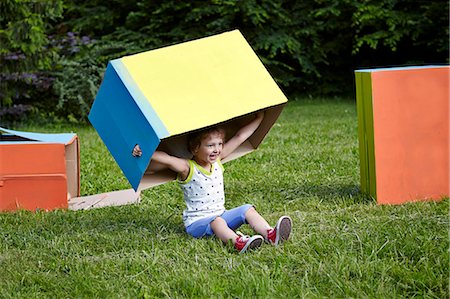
[133, 111, 292, 253]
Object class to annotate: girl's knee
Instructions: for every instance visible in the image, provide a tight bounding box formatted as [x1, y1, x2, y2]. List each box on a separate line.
[245, 206, 256, 216]
[211, 216, 226, 226]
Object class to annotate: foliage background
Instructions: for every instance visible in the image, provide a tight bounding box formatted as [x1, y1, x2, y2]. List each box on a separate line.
[1, 0, 448, 123]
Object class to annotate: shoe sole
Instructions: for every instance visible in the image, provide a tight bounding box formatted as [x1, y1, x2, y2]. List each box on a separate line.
[274, 216, 292, 245]
[240, 235, 263, 253]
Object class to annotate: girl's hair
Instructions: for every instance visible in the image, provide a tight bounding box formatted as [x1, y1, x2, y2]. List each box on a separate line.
[188, 126, 226, 154]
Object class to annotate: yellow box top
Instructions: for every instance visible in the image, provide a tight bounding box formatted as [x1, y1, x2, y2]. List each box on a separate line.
[119, 30, 288, 137]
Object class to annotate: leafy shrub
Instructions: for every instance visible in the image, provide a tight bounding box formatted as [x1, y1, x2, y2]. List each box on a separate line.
[46, 32, 101, 122]
[0, 0, 63, 107]
[63, 0, 448, 97]
[1, 0, 448, 123]
[52, 58, 103, 122]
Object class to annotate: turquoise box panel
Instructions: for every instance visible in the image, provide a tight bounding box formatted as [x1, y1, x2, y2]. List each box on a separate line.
[88, 63, 160, 190]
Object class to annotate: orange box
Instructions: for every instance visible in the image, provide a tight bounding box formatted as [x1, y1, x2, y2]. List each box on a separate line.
[0, 127, 80, 211]
[355, 66, 449, 204]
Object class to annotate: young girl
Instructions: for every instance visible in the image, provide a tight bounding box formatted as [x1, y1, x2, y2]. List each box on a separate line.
[133, 112, 292, 253]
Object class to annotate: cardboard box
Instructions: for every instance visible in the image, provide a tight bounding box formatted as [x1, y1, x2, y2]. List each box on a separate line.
[355, 65, 449, 204]
[0, 127, 141, 212]
[89, 30, 288, 191]
[0, 127, 80, 211]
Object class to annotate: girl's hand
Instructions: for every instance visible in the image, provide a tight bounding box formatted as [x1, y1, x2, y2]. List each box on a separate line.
[132, 144, 142, 157]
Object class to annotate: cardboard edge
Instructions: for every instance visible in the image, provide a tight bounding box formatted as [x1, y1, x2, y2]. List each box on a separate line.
[355, 72, 368, 194]
[65, 136, 80, 199]
[68, 189, 141, 210]
[355, 71, 377, 200]
[248, 103, 285, 149]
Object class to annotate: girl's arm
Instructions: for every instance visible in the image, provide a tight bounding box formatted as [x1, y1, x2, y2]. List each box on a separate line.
[132, 145, 190, 179]
[150, 151, 190, 179]
[221, 111, 264, 159]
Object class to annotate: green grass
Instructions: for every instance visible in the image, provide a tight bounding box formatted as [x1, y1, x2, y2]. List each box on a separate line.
[1, 99, 448, 298]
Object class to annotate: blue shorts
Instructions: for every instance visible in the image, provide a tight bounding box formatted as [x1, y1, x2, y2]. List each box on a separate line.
[185, 204, 253, 238]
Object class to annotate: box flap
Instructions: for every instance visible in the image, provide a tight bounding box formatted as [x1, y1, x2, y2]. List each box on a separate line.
[68, 189, 140, 210]
[0, 126, 77, 145]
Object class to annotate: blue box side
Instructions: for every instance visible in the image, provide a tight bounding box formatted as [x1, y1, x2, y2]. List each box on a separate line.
[88, 63, 160, 190]
[111, 59, 169, 139]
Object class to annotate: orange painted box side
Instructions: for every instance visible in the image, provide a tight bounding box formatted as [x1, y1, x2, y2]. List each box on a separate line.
[0, 143, 69, 211]
[0, 126, 80, 212]
[371, 66, 449, 204]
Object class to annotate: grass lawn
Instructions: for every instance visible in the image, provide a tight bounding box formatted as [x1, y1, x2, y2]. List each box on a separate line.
[1, 99, 448, 298]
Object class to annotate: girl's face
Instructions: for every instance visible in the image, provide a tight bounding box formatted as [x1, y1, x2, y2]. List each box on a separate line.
[193, 132, 224, 167]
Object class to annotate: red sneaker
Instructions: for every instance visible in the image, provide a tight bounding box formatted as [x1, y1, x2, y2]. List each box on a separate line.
[234, 233, 263, 253]
[266, 216, 292, 246]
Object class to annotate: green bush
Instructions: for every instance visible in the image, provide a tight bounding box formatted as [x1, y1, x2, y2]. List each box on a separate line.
[1, 0, 448, 123]
[52, 58, 103, 122]
[0, 0, 63, 106]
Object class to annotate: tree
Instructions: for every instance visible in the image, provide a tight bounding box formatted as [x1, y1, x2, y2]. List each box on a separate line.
[1, 0, 447, 123]
[0, 0, 63, 110]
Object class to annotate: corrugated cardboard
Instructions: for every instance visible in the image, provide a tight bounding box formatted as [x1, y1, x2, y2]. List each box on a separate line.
[355, 65, 449, 204]
[69, 189, 141, 210]
[89, 30, 288, 191]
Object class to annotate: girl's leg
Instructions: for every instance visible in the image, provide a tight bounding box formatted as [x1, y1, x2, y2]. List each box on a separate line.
[210, 217, 239, 244]
[245, 207, 272, 238]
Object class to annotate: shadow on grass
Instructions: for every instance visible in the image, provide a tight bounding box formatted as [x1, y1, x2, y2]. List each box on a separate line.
[279, 183, 375, 205]
[1, 205, 191, 261]
[6, 204, 189, 242]
[77, 204, 186, 235]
